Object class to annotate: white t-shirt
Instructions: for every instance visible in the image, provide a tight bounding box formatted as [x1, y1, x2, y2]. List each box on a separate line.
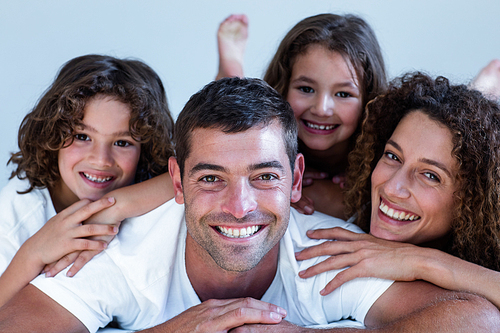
[32, 199, 393, 332]
[0, 177, 56, 275]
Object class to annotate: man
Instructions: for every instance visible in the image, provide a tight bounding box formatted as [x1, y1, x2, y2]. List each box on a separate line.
[0, 78, 498, 332]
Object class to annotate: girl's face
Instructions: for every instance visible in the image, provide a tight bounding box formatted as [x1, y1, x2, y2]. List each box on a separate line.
[286, 45, 363, 151]
[52, 95, 141, 210]
[370, 111, 459, 245]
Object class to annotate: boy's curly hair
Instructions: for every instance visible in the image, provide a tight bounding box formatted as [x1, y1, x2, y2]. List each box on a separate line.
[9, 54, 174, 193]
[345, 72, 500, 271]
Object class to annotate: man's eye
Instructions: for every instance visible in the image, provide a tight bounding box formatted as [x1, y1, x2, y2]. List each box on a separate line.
[75, 134, 89, 141]
[201, 175, 219, 183]
[258, 174, 277, 181]
[115, 140, 131, 147]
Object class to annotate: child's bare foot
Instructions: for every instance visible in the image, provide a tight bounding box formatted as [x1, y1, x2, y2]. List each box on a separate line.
[471, 59, 500, 100]
[216, 14, 248, 80]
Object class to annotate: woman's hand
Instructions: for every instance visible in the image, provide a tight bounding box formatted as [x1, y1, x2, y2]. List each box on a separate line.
[295, 227, 423, 295]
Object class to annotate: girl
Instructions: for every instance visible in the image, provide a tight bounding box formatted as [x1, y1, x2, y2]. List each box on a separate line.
[0, 54, 174, 307]
[296, 73, 500, 308]
[217, 14, 387, 218]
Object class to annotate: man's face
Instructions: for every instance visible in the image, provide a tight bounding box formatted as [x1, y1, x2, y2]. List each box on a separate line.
[169, 122, 304, 272]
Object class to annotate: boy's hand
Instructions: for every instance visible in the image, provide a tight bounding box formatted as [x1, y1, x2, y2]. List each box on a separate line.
[22, 197, 118, 276]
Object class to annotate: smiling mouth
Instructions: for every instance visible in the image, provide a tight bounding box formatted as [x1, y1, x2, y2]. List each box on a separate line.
[215, 225, 262, 238]
[82, 172, 113, 183]
[379, 201, 420, 221]
[303, 120, 339, 131]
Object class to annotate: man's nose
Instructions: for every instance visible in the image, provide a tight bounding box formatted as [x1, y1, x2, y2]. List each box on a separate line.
[221, 180, 257, 219]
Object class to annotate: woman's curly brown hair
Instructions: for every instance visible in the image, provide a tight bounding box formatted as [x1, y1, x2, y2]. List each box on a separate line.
[345, 72, 500, 271]
[9, 54, 174, 193]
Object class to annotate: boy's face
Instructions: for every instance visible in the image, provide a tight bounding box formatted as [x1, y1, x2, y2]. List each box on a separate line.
[52, 95, 140, 211]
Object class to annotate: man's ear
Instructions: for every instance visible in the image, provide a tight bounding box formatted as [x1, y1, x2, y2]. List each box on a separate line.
[168, 157, 184, 204]
[291, 153, 305, 203]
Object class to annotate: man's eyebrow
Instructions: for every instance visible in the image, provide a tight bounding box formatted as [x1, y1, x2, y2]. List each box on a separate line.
[249, 161, 285, 172]
[386, 139, 452, 178]
[189, 163, 227, 177]
[79, 124, 131, 137]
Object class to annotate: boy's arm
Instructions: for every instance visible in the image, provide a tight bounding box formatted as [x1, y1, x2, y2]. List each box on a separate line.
[90, 172, 174, 223]
[44, 173, 175, 277]
[0, 198, 117, 308]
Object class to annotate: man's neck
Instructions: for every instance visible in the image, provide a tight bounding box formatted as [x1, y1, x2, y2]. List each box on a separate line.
[185, 235, 279, 301]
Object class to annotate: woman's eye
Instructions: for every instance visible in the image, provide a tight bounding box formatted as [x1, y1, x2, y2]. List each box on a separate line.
[299, 86, 314, 93]
[423, 172, 440, 182]
[115, 140, 131, 147]
[336, 91, 351, 98]
[75, 134, 89, 141]
[384, 151, 399, 162]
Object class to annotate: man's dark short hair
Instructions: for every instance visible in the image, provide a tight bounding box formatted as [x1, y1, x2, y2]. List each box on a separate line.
[174, 77, 298, 178]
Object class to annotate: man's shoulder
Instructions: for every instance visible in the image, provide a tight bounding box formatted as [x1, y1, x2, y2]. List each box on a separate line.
[113, 198, 185, 247]
[286, 208, 363, 250]
[289, 208, 363, 234]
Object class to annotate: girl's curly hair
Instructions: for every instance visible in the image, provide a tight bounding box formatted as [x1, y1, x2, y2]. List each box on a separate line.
[345, 72, 500, 271]
[9, 54, 174, 193]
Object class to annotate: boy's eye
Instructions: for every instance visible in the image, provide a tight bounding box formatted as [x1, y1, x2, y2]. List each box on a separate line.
[336, 91, 351, 98]
[299, 86, 314, 93]
[115, 140, 131, 147]
[75, 134, 89, 141]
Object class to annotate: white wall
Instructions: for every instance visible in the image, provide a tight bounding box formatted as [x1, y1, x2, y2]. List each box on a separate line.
[1, 0, 499, 189]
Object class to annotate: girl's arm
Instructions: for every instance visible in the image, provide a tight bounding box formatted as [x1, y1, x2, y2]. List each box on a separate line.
[0, 198, 117, 308]
[44, 173, 175, 277]
[295, 227, 500, 309]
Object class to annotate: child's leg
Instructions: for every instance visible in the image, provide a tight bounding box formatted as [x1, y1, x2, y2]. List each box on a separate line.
[470, 59, 500, 100]
[216, 14, 248, 80]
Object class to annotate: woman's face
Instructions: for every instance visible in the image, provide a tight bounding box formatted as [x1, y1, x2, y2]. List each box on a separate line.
[370, 111, 459, 245]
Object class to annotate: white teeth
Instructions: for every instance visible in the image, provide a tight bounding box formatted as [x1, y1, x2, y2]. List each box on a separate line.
[379, 202, 420, 221]
[304, 121, 338, 131]
[83, 173, 112, 183]
[216, 225, 261, 238]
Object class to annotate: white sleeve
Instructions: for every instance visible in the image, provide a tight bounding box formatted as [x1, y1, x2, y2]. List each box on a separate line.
[30, 251, 138, 333]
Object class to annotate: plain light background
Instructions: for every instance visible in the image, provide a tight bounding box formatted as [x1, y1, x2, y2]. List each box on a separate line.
[1, 1, 499, 189]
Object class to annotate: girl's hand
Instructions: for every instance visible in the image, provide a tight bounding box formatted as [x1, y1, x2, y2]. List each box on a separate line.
[331, 173, 346, 189]
[22, 197, 118, 276]
[302, 171, 328, 187]
[291, 194, 314, 215]
[295, 227, 422, 295]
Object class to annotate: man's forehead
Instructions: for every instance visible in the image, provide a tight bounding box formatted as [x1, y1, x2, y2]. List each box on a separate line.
[186, 124, 289, 171]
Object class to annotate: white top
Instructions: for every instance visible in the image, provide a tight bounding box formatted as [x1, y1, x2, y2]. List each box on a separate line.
[0, 177, 56, 275]
[32, 200, 393, 332]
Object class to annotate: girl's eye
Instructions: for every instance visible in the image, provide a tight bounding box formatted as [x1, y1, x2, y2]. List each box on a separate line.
[423, 172, 440, 183]
[115, 140, 131, 147]
[299, 86, 314, 93]
[336, 91, 351, 98]
[75, 134, 89, 141]
[201, 175, 219, 183]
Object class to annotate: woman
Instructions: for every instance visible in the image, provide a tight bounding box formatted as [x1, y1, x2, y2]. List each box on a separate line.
[295, 72, 500, 308]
